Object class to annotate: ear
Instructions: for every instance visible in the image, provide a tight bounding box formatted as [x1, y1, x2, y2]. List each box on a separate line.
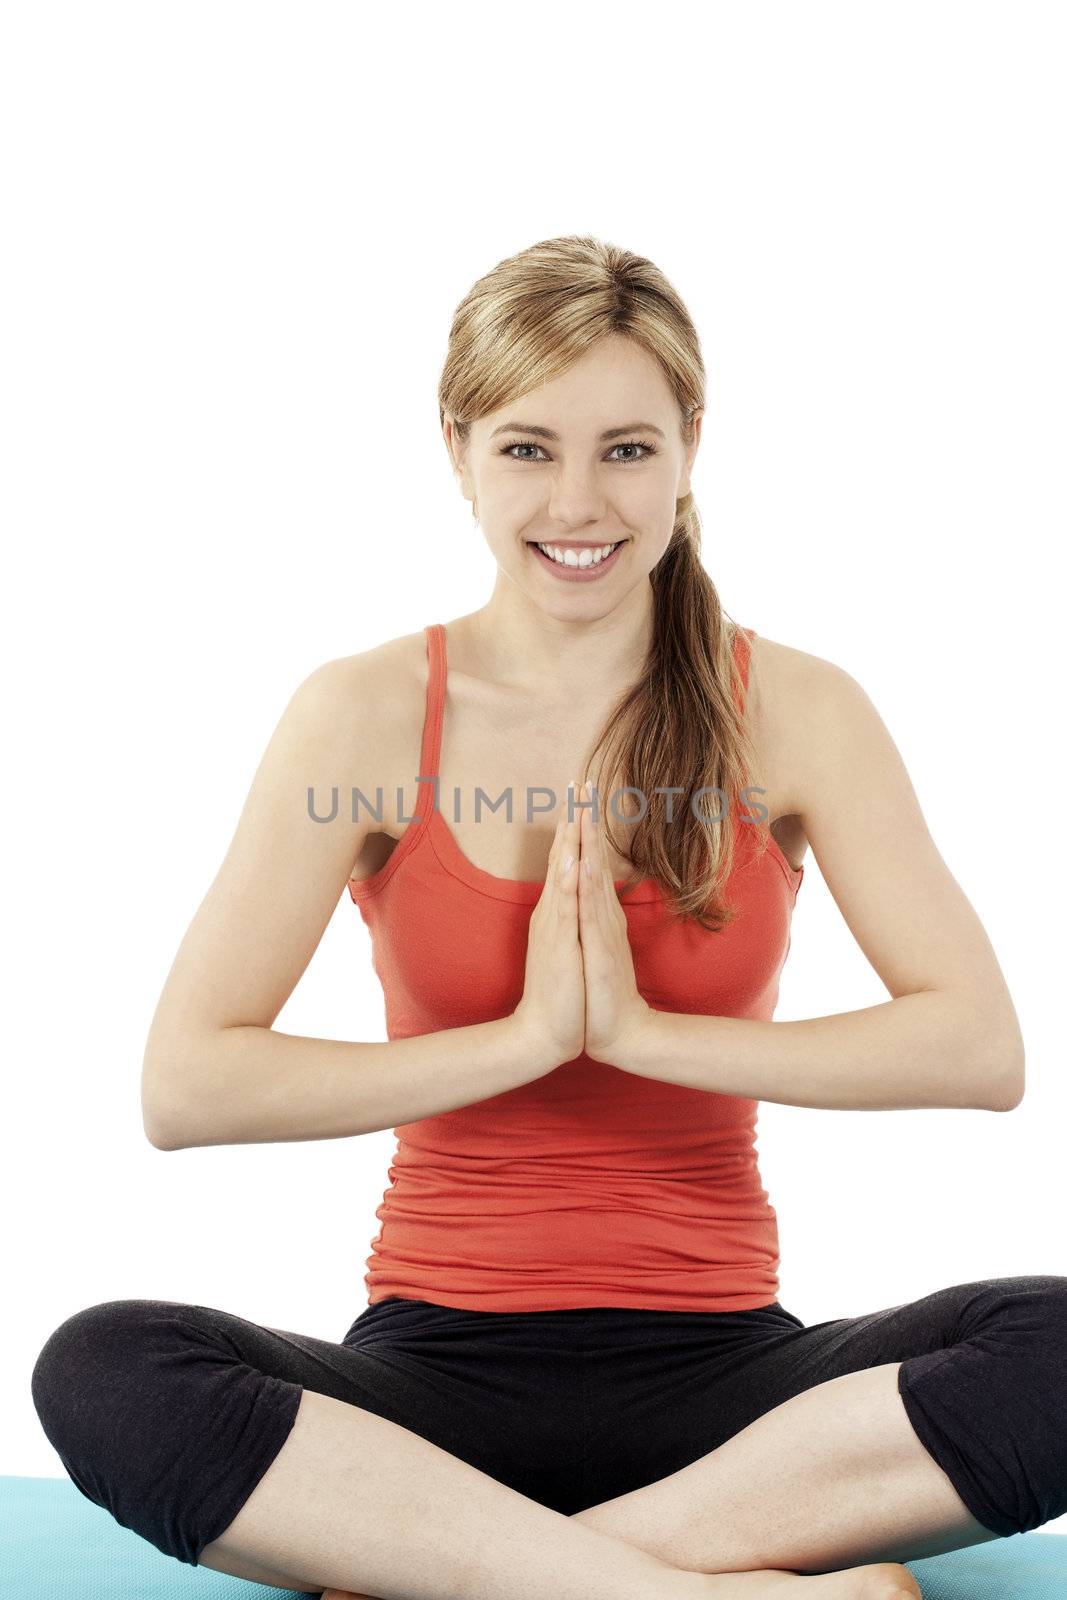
[442, 413, 476, 514]
[678, 408, 704, 498]
[442, 412, 463, 473]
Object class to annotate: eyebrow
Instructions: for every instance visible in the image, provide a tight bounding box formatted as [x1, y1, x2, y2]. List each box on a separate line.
[489, 420, 667, 442]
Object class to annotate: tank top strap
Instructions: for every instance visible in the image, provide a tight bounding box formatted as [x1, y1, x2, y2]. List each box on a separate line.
[731, 624, 755, 716]
[419, 623, 447, 784]
[420, 620, 749, 780]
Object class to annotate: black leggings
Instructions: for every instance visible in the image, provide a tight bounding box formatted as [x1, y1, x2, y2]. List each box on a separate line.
[29, 1275, 1067, 1570]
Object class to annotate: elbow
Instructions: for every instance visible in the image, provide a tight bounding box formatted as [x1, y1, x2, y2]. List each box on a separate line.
[987, 1077, 1025, 1112]
[982, 1034, 1025, 1112]
[145, 1119, 184, 1150]
[143, 1101, 186, 1150]
[141, 1054, 190, 1150]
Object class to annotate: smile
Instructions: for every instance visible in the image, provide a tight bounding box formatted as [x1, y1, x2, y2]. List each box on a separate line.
[527, 540, 626, 581]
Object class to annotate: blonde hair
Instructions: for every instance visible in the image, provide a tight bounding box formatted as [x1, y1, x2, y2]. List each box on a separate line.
[438, 234, 773, 931]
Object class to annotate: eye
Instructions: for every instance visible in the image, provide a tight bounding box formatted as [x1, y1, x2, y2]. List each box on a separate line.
[499, 438, 659, 465]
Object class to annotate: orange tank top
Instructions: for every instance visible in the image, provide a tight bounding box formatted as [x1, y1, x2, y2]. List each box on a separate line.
[348, 622, 804, 1312]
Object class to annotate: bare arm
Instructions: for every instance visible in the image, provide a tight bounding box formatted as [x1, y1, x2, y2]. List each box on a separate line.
[148, 1016, 544, 1149]
[607, 994, 1018, 1112]
[141, 650, 553, 1151]
[605, 647, 1025, 1113]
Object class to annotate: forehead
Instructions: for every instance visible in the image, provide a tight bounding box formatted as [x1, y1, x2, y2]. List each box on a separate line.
[481, 338, 673, 435]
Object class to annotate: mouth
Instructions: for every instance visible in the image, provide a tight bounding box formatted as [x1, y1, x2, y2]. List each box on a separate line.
[526, 539, 627, 581]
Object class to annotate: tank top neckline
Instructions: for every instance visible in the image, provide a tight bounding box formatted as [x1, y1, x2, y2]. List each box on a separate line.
[349, 621, 803, 906]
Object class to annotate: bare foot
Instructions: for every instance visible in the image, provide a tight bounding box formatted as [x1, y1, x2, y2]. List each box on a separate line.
[695, 1560, 921, 1598]
[319, 1561, 921, 1600]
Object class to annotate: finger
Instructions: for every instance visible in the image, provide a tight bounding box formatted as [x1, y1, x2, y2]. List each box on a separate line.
[586, 781, 610, 884]
[576, 780, 589, 844]
[552, 783, 571, 844]
[600, 827, 615, 894]
[580, 781, 599, 886]
[583, 786, 618, 936]
[565, 777, 584, 891]
[587, 782, 618, 900]
[575, 800, 601, 947]
[546, 779, 573, 867]
[534, 783, 571, 919]
[578, 786, 602, 932]
[566, 777, 585, 843]
[556, 779, 580, 895]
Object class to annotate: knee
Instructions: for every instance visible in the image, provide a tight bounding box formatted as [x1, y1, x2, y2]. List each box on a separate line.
[1033, 1275, 1067, 1305]
[994, 1277, 1067, 1532]
[1009, 1275, 1067, 1336]
[969, 1276, 1067, 1379]
[31, 1300, 174, 1449]
[966, 1274, 1067, 1335]
[1028, 1280, 1067, 1379]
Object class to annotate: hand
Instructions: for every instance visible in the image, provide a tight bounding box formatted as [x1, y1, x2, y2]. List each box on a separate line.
[577, 781, 653, 1065]
[512, 780, 586, 1072]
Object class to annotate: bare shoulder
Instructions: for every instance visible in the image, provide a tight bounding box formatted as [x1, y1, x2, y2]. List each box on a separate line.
[743, 630, 854, 819]
[747, 628, 907, 826]
[746, 629, 855, 721]
[300, 628, 425, 745]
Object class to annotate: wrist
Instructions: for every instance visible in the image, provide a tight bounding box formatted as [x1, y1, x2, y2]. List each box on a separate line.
[611, 1001, 660, 1074]
[506, 1006, 566, 1078]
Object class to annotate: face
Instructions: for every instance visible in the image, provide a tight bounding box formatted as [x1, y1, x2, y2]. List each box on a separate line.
[444, 334, 702, 605]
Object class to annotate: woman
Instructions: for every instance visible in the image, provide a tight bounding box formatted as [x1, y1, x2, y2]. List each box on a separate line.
[30, 236, 1067, 1600]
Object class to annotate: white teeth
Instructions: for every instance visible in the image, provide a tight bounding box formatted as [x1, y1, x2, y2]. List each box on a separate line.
[535, 541, 620, 568]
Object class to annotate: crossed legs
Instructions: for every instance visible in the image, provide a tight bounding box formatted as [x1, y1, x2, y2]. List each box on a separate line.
[199, 1369, 974, 1599]
[46, 1284, 1065, 1597]
[571, 1361, 1000, 1575]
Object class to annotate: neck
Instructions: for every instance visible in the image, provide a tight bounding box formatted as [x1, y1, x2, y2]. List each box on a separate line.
[461, 584, 655, 700]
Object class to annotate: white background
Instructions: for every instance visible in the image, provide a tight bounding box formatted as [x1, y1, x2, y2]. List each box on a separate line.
[4, 0, 1065, 1542]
